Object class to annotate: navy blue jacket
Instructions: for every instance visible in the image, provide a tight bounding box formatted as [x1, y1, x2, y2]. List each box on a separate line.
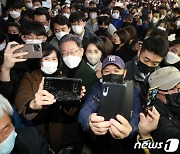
[78, 82, 142, 136]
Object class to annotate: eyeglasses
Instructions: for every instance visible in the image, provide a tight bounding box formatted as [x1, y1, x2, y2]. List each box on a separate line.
[61, 48, 80, 56]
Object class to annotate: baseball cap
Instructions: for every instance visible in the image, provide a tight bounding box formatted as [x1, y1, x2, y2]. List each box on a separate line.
[148, 67, 180, 90]
[102, 55, 125, 69]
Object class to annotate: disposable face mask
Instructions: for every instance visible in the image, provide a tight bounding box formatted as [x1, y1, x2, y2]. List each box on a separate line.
[55, 31, 69, 40]
[33, 6, 39, 10]
[90, 13, 97, 20]
[42, 1, 52, 9]
[0, 130, 17, 154]
[0, 42, 6, 51]
[176, 20, 180, 28]
[152, 17, 159, 24]
[3, 16, 8, 21]
[157, 26, 166, 31]
[86, 53, 101, 65]
[165, 52, 180, 64]
[63, 13, 70, 19]
[25, 39, 43, 44]
[112, 13, 119, 19]
[41, 62, 58, 74]
[160, 15, 165, 19]
[44, 25, 50, 33]
[25, 2, 33, 9]
[63, 55, 81, 69]
[72, 25, 84, 35]
[9, 11, 21, 19]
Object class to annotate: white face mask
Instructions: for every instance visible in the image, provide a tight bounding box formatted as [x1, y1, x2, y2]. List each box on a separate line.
[72, 25, 84, 35]
[0, 130, 17, 154]
[44, 25, 50, 33]
[41, 62, 58, 74]
[63, 55, 81, 69]
[165, 52, 180, 64]
[112, 13, 119, 19]
[160, 15, 165, 19]
[63, 13, 70, 19]
[152, 17, 159, 24]
[176, 20, 180, 28]
[0, 42, 6, 51]
[55, 31, 69, 40]
[25, 2, 33, 9]
[86, 53, 101, 65]
[25, 39, 43, 44]
[3, 16, 8, 21]
[9, 11, 21, 19]
[33, 6, 39, 10]
[90, 13, 97, 20]
[157, 26, 166, 31]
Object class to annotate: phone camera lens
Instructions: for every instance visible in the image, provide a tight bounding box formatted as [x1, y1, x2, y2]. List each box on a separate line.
[33, 44, 41, 51]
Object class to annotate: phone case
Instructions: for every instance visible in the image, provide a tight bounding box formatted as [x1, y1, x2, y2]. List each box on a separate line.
[11, 44, 42, 59]
[44, 77, 82, 103]
[97, 81, 133, 121]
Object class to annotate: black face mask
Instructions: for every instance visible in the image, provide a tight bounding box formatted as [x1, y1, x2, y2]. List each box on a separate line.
[8, 33, 21, 43]
[103, 74, 124, 84]
[99, 27, 107, 33]
[165, 93, 180, 107]
[113, 43, 120, 50]
[137, 60, 157, 75]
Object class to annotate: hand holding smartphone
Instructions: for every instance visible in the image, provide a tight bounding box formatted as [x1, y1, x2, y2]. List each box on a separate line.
[11, 43, 42, 59]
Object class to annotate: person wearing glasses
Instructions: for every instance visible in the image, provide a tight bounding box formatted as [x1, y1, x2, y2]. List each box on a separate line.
[60, 34, 98, 96]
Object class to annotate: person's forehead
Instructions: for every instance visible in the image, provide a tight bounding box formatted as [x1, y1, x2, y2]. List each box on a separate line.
[103, 64, 120, 70]
[8, 26, 19, 31]
[54, 23, 68, 29]
[141, 50, 163, 60]
[0, 113, 12, 132]
[61, 40, 78, 50]
[34, 14, 47, 21]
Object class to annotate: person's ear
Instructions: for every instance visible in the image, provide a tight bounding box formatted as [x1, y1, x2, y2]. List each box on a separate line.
[83, 21, 86, 27]
[123, 69, 127, 79]
[80, 47, 84, 56]
[21, 35, 26, 42]
[68, 27, 71, 33]
[43, 36, 47, 42]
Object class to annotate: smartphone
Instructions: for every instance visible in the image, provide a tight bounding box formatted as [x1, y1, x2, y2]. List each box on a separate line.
[11, 44, 42, 59]
[44, 77, 82, 102]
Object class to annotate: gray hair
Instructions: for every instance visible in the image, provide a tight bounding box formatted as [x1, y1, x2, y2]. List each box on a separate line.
[59, 34, 82, 50]
[0, 94, 13, 120]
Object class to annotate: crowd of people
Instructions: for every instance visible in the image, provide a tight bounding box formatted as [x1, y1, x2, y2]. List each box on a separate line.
[0, 0, 179, 153]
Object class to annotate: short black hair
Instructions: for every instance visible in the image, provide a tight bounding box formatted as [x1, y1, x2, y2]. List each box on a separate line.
[69, 11, 86, 23]
[141, 35, 169, 58]
[113, 6, 122, 15]
[33, 7, 50, 21]
[98, 16, 111, 26]
[149, 28, 168, 39]
[53, 14, 71, 28]
[7, 22, 21, 33]
[21, 8, 34, 20]
[59, 34, 82, 50]
[88, 7, 99, 15]
[100, 8, 111, 16]
[21, 21, 46, 36]
[6, 0, 23, 9]
[172, 7, 180, 14]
